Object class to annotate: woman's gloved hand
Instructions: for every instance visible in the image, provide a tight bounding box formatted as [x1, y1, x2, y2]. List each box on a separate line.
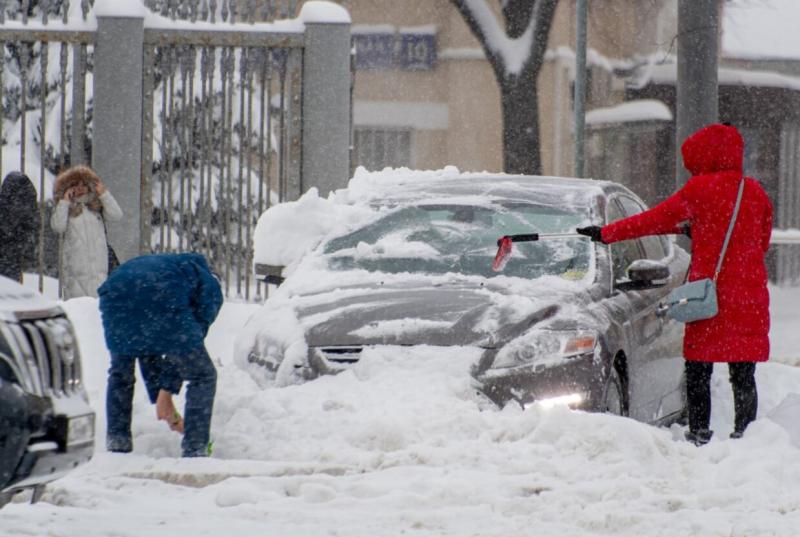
[576, 225, 606, 243]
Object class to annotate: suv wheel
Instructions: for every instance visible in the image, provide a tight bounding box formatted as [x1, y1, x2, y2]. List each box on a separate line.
[0, 491, 14, 509]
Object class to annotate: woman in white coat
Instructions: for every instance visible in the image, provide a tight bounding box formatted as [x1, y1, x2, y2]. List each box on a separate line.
[51, 166, 123, 299]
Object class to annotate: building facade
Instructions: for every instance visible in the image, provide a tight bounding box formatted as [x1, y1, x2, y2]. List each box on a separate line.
[332, 0, 676, 177]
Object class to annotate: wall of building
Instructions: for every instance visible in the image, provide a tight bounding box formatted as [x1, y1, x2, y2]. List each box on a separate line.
[342, 0, 504, 173]
[303, 0, 676, 178]
[542, 0, 677, 179]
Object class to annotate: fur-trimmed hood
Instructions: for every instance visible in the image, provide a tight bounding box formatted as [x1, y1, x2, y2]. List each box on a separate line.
[53, 165, 103, 216]
[53, 165, 101, 200]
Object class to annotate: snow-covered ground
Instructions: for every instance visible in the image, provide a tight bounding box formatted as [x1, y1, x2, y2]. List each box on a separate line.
[0, 278, 799, 537]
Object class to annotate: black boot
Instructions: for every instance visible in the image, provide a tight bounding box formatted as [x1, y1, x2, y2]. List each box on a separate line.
[685, 428, 713, 446]
[685, 361, 713, 438]
[729, 362, 757, 439]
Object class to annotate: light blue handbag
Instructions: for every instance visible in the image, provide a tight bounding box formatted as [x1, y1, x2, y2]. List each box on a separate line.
[663, 178, 744, 323]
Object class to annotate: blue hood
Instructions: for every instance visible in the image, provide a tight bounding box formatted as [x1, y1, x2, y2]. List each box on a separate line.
[98, 253, 222, 356]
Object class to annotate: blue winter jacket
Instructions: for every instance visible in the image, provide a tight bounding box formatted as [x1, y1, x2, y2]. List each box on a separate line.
[98, 253, 223, 356]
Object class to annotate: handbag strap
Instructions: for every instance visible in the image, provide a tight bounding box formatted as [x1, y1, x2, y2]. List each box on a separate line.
[714, 177, 745, 282]
[101, 212, 111, 239]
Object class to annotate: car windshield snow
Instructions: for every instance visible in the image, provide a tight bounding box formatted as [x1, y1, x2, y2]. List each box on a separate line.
[322, 202, 593, 279]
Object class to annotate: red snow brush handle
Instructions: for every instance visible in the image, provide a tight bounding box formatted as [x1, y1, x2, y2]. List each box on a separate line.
[492, 236, 513, 272]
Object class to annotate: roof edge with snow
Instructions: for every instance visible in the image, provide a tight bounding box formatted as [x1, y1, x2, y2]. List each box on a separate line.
[586, 99, 672, 127]
[632, 62, 800, 94]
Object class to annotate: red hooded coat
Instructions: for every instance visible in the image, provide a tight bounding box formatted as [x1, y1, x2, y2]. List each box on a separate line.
[601, 124, 773, 362]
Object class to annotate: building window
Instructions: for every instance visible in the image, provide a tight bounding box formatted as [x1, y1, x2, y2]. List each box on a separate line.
[353, 128, 411, 171]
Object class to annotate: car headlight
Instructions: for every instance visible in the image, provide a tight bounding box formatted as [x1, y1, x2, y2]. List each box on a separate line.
[247, 337, 284, 372]
[491, 330, 597, 369]
[527, 392, 586, 409]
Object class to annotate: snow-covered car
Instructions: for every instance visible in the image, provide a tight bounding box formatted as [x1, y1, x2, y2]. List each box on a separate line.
[0, 276, 94, 507]
[239, 169, 689, 424]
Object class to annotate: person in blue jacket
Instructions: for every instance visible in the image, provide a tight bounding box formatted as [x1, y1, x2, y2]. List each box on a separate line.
[98, 253, 223, 457]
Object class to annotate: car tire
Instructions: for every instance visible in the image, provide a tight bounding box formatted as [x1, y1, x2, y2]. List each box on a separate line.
[0, 491, 13, 509]
[602, 364, 629, 417]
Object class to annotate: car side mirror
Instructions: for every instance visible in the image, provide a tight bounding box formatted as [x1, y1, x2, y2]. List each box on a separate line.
[254, 263, 285, 286]
[617, 259, 670, 291]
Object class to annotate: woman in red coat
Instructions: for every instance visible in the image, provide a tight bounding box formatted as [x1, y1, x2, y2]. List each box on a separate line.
[577, 123, 773, 445]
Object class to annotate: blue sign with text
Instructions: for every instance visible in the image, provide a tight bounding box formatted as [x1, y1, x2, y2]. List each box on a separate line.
[353, 33, 395, 69]
[353, 32, 437, 70]
[398, 33, 437, 70]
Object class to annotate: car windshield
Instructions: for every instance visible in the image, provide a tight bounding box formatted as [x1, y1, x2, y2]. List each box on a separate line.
[322, 202, 593, 280]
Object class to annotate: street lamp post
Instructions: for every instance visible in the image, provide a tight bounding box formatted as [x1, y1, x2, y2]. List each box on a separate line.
[573, 0, 588, 178]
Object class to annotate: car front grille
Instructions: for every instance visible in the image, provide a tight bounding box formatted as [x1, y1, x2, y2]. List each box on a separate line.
[318, 347, 363, 364]
[308, 346, 364, 375]
[0, 316, 82, 397]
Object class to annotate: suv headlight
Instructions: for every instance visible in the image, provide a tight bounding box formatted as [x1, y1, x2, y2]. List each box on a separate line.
[492, 330, 598, 369]
[246, 336, 285, 373]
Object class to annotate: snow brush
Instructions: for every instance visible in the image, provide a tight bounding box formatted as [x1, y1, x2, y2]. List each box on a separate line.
[492, 233, 584, 272]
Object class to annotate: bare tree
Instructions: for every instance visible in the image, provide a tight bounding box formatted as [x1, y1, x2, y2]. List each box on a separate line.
[450, 0, 559, 175]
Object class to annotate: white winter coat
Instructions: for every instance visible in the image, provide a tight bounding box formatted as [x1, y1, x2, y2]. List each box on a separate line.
[51, 191, 123, 299]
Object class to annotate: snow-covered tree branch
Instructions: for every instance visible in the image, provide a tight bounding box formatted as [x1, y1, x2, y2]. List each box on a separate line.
[451, 0, 558, 175]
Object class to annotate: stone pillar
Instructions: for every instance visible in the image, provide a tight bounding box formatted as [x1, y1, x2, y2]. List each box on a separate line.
[301, 4, 352, 197]
[92, 12, 144, 262]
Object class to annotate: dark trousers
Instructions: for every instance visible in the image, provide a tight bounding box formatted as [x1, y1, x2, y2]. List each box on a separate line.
[685, 361, 757, 433]
[106, 347, 217, 457]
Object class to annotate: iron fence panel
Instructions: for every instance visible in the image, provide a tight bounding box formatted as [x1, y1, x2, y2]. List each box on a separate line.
[143, 28, 303, 298]
[0, 20, 94, 294]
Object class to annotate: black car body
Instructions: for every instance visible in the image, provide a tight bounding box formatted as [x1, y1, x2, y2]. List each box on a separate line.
[243, 174, 689, 425]
[0, 276, 94, 506]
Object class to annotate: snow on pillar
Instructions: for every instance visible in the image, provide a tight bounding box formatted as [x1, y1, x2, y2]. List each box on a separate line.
[300, 1, 352, 198]
[92, 3, 146, 262]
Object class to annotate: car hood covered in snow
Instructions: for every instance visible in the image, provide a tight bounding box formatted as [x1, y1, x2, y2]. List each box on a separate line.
[298, 279, 574, 348]
[0, 275, 62, 320]
[235, 270, 597, 388]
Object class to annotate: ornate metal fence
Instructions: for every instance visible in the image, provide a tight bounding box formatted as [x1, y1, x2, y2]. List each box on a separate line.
[141, 27, 303, 301]
[0, 0, 354, 302]
[142, 0, 300, 23]
[0, 1, 95, 294]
